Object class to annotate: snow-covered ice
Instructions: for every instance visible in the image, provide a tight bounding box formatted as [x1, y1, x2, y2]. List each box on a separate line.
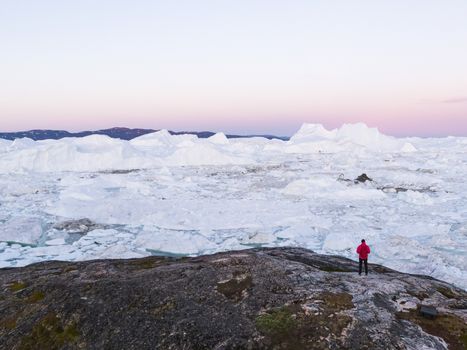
[0, 123, 466, 289]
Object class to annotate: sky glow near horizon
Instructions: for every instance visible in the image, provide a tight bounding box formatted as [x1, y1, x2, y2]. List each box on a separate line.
[1, 0, 467, 136]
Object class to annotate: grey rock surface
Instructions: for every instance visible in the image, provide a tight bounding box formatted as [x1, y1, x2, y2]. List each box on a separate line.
[0, 247, 466, 349]
[53, 219, 102, 234]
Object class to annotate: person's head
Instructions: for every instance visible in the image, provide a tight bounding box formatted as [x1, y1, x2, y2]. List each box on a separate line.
[361, 239, 366, 243]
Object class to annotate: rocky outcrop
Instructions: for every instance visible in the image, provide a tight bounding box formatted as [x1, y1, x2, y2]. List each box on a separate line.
[0, 247, 466, 349]
[53, 219, 102, 235]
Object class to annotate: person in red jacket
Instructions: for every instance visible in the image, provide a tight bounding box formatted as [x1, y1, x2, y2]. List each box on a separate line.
[356, 239, 371, 275]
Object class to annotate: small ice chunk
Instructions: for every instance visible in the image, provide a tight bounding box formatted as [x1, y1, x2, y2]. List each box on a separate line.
[46, 238, 66, 246]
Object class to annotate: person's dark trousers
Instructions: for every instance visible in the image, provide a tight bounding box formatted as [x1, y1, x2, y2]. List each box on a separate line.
[359, 259, 368, 275]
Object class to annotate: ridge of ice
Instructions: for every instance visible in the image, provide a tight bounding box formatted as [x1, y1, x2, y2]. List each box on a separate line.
[0, 123, 424, 173]
[207, 132, 229, 145]
[288, 123, 417, 153]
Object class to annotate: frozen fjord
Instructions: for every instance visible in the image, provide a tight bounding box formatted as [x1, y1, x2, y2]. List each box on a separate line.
[0, 123, 466, 289]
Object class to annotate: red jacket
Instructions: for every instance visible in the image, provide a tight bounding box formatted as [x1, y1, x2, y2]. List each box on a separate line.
[357, 243, 370, 259]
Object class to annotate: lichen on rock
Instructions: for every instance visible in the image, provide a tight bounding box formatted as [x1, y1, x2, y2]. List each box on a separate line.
[0, 247, 465, 349]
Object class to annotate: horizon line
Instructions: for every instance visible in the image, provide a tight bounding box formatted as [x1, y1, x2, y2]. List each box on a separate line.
[0, 124, 465, 139]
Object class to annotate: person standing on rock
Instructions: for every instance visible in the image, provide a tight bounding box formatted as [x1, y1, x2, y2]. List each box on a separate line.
[357, 239, 371, 275]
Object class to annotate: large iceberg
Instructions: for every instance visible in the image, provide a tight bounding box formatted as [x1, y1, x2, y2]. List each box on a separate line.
[287, 123, 417, 153]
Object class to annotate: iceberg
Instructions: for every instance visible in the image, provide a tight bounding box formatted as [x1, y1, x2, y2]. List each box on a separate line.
[287, 122, 417, 153]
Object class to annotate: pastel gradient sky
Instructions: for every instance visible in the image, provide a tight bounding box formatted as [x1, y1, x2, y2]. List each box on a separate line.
[1, 1, 467, 136]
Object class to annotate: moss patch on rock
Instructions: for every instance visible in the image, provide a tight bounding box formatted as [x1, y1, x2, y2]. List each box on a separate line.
[255, 293, 354, 349]
[397, 308, 467, 350]
[319, 292, 354, 311]
[256, 307, 297, 338]
[9, 281, 27, 292]
[437, 286, 458, 299]
[127, 257, 160, 270]
[26, 291, 45, 303]
[19, 312, 80, 350]
[0, 316, 17, 330]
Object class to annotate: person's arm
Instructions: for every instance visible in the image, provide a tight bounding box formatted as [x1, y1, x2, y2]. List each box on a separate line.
[367, 246, 371, 254]
[357, 246, 361, 254]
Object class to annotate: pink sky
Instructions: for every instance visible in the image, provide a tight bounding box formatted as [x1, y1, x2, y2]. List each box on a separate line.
[1, 1, 466, 137]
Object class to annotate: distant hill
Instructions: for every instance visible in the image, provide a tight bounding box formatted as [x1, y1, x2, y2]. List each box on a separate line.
[0, 127, 288, 141]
